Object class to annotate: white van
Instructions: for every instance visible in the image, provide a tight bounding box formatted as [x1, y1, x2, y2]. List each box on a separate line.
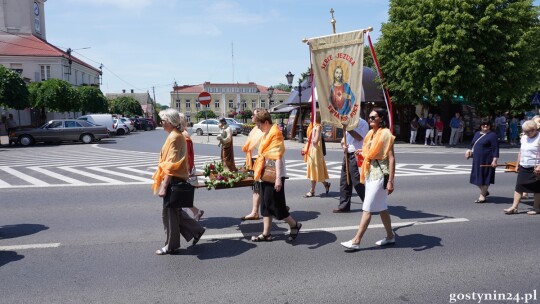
[77, 114, 117, 135]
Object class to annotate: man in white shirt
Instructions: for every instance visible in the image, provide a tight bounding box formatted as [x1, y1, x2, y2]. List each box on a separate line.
[334, 118, 369, 213]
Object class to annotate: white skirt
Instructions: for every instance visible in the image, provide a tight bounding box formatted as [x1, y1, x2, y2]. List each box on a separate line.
[363, 177, 388, 212]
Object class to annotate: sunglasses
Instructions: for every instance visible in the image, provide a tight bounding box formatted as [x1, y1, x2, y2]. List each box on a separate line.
[368, 116, 378, 120]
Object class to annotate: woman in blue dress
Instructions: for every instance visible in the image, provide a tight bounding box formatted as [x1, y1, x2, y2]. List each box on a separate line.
[465, 118, 499, 203]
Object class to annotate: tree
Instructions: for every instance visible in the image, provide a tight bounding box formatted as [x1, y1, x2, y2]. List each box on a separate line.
[35, 79, 78, 113]
[109, 96, 143, 117]
[377, 0, 540, 115]
[0, 65, 30, 110]
[195, 109, 216, 120]
[77, 86, 109, 114]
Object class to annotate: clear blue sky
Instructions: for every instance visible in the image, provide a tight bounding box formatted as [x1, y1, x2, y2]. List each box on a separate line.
[44, 0, 539, 106]
[45, 0, 388, 105]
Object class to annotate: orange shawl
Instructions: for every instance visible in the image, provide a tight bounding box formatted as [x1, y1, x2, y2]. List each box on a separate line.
[360, 128, 395, 183]
[242, 126, 263, 169]
[253, 124, 285, 181]
[152, 129, 189, 194]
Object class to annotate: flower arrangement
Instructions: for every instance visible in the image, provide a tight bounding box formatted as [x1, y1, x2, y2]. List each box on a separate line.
[202, 161, 249, 190]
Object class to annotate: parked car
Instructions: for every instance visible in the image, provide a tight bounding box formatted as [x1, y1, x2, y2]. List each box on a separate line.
[118, 117, 136, 132]
[9, 119, 110, 146]
[113, 119, 130, 135]
[132, 118, 153, 131]
[77, 114, 116, 135]
[192, 119, 221, 135]
[145, 118, 156, 130]
[224, 118, 242, 136]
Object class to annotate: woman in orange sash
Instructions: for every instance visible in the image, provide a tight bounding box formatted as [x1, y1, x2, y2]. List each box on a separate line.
[302, 114, 330, 197]
[251, 110, 301, 242]
[152, 109, 205, 255]
[341, 108, 396, 250]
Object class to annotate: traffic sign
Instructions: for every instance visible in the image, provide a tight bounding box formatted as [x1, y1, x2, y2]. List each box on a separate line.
[532, 93, 540, 105]
[198, 91, 211, 106]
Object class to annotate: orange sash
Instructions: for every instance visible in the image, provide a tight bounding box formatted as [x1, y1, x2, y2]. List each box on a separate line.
[360, 128, 395, 183]
[253, 124, 285, 181]
[242, 126, 263, 169]
[152, 129, 188, 194]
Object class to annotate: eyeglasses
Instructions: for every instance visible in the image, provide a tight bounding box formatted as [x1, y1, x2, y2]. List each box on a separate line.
[524, 129, 537, 134]
[368, 116, 378, 120]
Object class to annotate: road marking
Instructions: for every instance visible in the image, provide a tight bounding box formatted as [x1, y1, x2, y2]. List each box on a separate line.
[87, 166, 153, 182]
[0, 243, 61, 251]
[59, 166, 119, 183]
[29, 166, 87, 185]
[198, 217, 469, 241]
[0, 166, 49, 186]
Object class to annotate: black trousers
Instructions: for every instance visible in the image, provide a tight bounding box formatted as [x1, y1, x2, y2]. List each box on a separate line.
[338, 152, 365, 210]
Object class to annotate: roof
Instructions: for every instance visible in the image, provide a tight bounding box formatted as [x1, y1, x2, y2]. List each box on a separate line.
[172, 83, 288, 94]
[0, 33, 101, 74]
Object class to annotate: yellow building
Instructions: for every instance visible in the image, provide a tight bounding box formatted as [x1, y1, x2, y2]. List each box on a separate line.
[171, 82, 289, 123]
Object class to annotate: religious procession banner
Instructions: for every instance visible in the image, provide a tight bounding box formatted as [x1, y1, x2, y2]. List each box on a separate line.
[308, 30, 364, 130]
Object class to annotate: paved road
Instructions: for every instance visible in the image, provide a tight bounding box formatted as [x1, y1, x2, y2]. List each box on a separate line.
[1, 132, 538, 304]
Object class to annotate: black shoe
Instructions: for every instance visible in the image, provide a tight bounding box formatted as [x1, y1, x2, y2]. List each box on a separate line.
[332, 208, 350, 213]
[192, 229, 205, 245]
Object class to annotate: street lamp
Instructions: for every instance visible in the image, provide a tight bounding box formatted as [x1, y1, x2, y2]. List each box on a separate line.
[267, 86, 274, 110]
[285, 71, 305, 143]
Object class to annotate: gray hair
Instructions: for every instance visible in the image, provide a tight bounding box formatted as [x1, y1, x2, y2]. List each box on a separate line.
[158, 108, 183, 131]
[522, 119, 537, 131]
[178, 112, 188, 130]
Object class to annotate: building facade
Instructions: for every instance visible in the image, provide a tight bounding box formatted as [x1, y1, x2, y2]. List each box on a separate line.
[106, 90, 156, 121]
[171, 82, 288, 123]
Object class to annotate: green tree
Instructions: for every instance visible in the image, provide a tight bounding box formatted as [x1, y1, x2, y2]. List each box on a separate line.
[109, 96, 143, 116]
[77, 86, 109, 114]
[0, 66, 30, 110]
[195, 109, 216, 120]
[35, 79, 78, 113]
[377, 0, 540, 115]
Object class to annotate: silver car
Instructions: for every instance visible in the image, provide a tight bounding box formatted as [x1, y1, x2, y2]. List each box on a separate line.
[9, 119, 110, 146]
[193, 119, 239, 136]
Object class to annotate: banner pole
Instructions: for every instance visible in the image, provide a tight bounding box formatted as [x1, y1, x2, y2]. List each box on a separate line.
[343, 129, 350, 185]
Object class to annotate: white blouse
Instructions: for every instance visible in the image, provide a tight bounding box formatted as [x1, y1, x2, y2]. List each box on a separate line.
[519, 133, 540, 168]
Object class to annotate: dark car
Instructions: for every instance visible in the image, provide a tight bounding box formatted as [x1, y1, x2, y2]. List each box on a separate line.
[133, 118, 150, 131]
[9, 119, 110, 146]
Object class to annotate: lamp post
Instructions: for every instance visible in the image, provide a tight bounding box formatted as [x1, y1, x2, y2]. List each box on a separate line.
[285, 71, 304, 143]
[267, 86, 274, 111]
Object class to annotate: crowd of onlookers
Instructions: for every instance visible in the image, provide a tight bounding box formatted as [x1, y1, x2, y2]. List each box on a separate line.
[410, 111, 527, 146]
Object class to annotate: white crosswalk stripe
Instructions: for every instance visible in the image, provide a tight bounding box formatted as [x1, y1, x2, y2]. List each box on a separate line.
[0, 145, 494, 189]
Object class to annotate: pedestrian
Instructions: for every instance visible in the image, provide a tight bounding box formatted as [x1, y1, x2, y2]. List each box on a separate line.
[341, 108, 396, 250]
[6, 113, 17, 145]
[495, 112, 508, 142]
[179, 112, 204, 221]
[240, 108, 264, 221]
[217, 117, 236, 172]
[250, 110, 301, 242]
[458, 116, 465, 143]
[509, 116, 518, 146]
[418, 114, 426, 143]
[434, 115, 444, 145]
[449, 112, 461, 146]
[424, 113, 435, 146]
[465, 118, 499, 203]
[504, 120, 540, 215]
[410, 116, 419, 144]
[333, 117, 369, 213]
[302, 114, 331, 197]
[152, 108, 205, 255]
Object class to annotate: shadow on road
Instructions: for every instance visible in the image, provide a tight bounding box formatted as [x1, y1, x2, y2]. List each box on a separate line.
[0, 251, 24, 267]
[0, 223, 49, 240]
[389, 206, 444, 219]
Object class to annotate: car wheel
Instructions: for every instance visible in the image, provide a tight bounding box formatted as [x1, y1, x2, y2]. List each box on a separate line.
[80, 134, 94, 144]
[196, 129, 203, 136]
[19, 135, 34, 146]
[117, 128, 125, 135]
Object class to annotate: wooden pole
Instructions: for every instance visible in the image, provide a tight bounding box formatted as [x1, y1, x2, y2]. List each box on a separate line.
[343, 130, 350, 185]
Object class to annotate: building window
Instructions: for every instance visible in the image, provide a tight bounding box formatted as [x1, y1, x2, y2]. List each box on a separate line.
[195, 102, 200, 109]
[40, 65, 50, 80]
[185, 100, 191, 108]
[215, 100, 220, 108]
[252, 100, 257, 109]
[175, 100, 181, 109]
[186, 115, 191, 123]
[228, 100, 234, 109]
[241, 100, 247, 110]
[269, 100, 274, 107]
[261, 101, 266, 108]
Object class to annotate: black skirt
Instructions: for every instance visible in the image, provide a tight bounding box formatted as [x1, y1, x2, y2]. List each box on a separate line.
[260, 177, 289, 220]
[515, 166, 540, 193]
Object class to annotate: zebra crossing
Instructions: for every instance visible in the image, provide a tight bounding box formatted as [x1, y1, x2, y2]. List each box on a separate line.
[0, 145, 480, 189]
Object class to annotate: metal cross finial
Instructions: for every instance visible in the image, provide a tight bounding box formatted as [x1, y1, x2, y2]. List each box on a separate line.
[330, 8, 336, 34]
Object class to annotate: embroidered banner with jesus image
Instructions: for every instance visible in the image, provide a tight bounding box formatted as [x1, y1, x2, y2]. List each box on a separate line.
[308, 30, 364, 130]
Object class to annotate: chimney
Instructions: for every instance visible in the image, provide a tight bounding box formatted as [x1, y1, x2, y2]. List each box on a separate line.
[131, 89, 134, 93]
[122, 89, 126, 93]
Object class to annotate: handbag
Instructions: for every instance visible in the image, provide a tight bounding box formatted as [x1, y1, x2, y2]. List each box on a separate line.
[468, 133, 486, 159]
[261, 160, 277, 183]
[375, 159, 390, 189]
[165, 182, 194, 208]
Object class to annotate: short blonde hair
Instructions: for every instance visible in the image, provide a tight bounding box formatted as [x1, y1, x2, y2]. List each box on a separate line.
[522, 120, 537, 131]
[158, 108, 183, 131]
